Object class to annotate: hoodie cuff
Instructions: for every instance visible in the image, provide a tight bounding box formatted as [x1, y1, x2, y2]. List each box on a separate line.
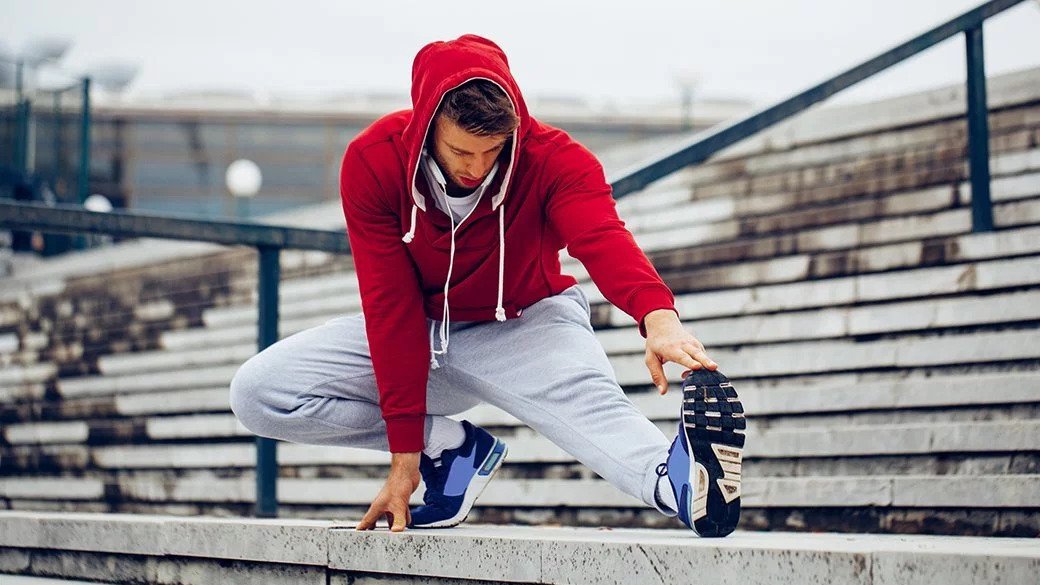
[385, 415, 426, 453]
[630, 286, 679, 338]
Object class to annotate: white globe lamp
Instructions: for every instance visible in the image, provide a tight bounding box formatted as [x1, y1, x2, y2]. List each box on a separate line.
[84, 193, 113, 213]
[226, 159, 262, 219]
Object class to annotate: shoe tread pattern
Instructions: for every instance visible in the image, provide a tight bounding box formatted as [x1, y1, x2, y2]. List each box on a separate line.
[682, 369, 744, 537]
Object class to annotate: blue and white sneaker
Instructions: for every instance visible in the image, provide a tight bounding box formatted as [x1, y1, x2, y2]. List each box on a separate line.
[656, 368, 745, 537]
[408, 419, 508, 529]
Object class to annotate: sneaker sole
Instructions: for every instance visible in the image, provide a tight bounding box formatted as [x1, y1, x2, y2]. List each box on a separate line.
[682, 369, 745, 537]
[410, 438, 509, 529]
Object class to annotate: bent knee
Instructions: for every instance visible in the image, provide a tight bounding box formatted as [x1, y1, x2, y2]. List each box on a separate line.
[228, 358, 280, 436]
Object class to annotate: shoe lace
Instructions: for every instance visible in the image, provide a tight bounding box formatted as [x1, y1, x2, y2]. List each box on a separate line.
[419, 455, 452, 508]
[655, 462, 668, 477]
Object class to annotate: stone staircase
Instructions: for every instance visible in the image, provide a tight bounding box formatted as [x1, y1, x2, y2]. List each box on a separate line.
[1, 68, 1038, 537]
[2, 511, 1037, 584]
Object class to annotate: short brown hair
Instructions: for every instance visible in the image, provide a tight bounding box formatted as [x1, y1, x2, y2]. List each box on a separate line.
[437, 79, 519, 136]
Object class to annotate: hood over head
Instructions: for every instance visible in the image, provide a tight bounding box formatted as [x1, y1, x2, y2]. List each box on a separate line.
[402, 34, 531, 214]
[398, 34, 531, 368]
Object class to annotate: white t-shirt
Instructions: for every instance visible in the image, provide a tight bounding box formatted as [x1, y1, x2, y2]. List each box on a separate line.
[421, 148, 499, 225]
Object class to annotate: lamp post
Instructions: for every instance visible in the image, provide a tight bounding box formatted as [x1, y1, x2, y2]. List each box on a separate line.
[225, 157, 272, 517]
[226, 158, 262, 219]
[675, 70, 701, 132]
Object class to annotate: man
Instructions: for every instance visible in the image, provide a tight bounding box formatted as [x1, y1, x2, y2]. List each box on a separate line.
[229, 34, 744, 537]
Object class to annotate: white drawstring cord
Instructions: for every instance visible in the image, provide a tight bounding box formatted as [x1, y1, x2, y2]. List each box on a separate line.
[495, 203, 506, 321]
[429, 214, 460, 369]
[405, 153, 510, 367]
[401, 204, 418, 243]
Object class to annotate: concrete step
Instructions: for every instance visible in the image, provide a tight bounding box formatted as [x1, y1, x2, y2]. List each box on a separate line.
[192, 172, 1039, 333]
[194, 214, 1040, 339]
[6, 414, 1023, 468]
[3, 421, 90, 445]
[0, 364, 56, 390]
[567, 169, 1040, 277]
[605, 193, 1040, 281]
[664, 120, 1036, 216]
[632, 127, 1040, 225]
[0, 478, 105, 500]
[612, 254, 1040, 326]
[5, 440, 1032, 480]
[680, 105, 1039, 189]
[162, 252, 1040, 353]
[201, 273, 359, 330]
[56, 365, 239, 399]
[54, 325, 1040, 400]
[11, 370, 1038, 443]
[3, 474, 1038, 510]
[2, 576, 106, 585]
[586, 221, 1040, 305]
[56, 418, 1032, 470]
[106, 288, 1040, 377]
[612, 328, 1040, 385]
[598, 289, 1040, 354]
[188, 149, 1040, 329]
[12, 369, 1038, 425]
[3, 510, 1038, 585]
[115, 387, 231, 416]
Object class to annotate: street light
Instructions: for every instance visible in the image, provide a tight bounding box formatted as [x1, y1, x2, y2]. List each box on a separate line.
[90, 61, 139, 94]
[84, 193, 113, 213]
[84, 194, 114, 248]
[226, 158, 262, 219]
[674, 69, 702, 132]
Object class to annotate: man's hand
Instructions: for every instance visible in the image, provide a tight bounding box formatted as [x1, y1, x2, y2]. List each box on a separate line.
[355, 451, 421, 532]
[643, 309, 718, 395]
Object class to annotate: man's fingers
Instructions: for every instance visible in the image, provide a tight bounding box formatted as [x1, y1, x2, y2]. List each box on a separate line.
[645, 350, 669, 395]
[682, 342, 717, 370]
[355, 503, 380, 531]
[390, 501, 409, 532]
[669, 347, 702, 373]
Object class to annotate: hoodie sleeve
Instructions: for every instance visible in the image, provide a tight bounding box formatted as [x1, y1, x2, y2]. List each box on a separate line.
[340, 142, 428, 453]
[544, 139, 679, 338]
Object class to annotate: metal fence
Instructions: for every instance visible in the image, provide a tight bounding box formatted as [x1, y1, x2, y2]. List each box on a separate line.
[1, 56, 92, 255]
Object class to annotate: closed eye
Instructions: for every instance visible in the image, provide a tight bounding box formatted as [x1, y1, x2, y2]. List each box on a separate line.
[450, 142, 507, 156]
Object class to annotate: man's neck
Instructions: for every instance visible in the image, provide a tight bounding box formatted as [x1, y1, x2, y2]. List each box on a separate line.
[445, 183, 478, 198]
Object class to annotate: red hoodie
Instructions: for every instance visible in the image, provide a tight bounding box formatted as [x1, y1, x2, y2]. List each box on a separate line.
[339, 34, 678, 453]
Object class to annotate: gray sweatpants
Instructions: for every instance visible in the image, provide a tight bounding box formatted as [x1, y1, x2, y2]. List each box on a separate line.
[229, 283, 673, 513]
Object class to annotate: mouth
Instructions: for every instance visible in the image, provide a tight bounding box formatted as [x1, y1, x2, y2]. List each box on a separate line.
[458, 175, 482, 187]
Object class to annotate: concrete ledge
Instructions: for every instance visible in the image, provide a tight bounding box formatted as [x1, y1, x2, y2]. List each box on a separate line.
[2, 511, 1038, 585]
[5, 475, 1038, 509]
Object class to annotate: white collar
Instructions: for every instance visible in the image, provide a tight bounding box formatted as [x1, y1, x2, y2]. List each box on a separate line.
[422, 148, 499, 200]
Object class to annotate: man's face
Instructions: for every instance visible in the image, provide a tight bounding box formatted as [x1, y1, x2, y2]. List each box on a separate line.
[429, 114, 510, 193]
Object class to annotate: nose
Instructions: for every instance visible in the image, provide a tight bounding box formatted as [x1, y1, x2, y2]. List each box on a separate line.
[468, 154, 496, 178]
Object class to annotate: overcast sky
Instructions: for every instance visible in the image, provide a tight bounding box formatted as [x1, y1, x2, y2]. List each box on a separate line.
[3, 0, 1038, 107]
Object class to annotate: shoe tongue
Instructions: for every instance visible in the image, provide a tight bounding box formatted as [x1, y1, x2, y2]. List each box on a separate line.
[418, 454, 438, 478]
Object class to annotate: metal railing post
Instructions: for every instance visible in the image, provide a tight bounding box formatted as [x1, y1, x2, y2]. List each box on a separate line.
[15, 100, 30, 177]
[965, 25, 994, 232]
[255, 245, 281, 517]
[75, 76, 92, 250]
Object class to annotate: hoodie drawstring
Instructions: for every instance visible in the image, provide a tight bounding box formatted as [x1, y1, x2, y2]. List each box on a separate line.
[401, 204, 418, 244]
[402, 201, 507, 369]
[495, 203, 506, 322]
